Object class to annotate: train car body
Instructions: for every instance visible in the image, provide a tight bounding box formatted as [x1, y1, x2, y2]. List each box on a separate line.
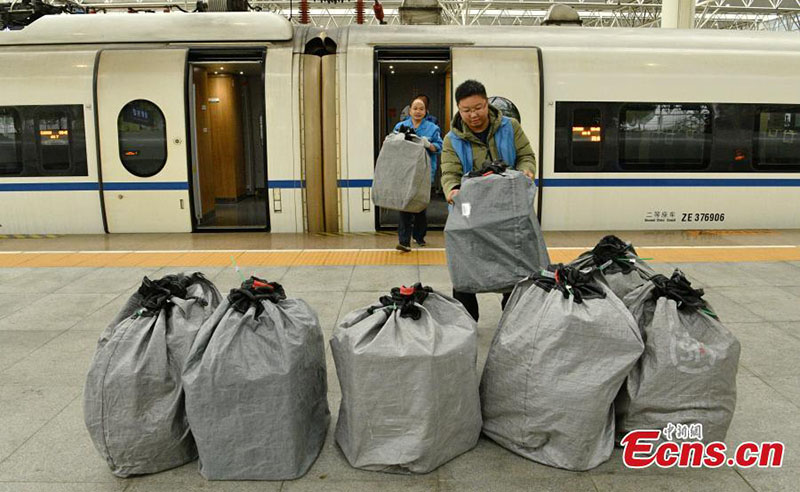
[0, 13, 310, 234]
[339, 25, 800, 232]
[1, 14, 799, 234]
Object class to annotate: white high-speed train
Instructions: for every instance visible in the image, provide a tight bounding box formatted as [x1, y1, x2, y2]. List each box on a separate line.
[1, 12, 799, 235]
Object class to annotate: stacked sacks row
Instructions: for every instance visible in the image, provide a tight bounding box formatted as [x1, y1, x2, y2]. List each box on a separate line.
[84, 234, 740, 478]
[84, 274, 329, 480]
[85, 274, 485, 479]
[480, 235, 741, 470]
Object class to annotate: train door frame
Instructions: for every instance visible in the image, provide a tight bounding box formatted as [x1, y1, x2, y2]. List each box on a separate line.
[536, 48, 544, 223]
[185, 48, 270, 232]
[94, 47, 193, 233]
[373, 46, 452, 231]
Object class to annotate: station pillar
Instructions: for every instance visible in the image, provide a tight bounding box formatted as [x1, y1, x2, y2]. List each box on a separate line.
[661, 0, 696, 28]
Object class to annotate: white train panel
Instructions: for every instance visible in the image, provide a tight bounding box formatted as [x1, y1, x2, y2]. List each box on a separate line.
[266, 46, 302, 233]
[451, 47, 540, 155]
[542, 183, 800, 231]
[0, 191, 103, 234]
[539, 46, 800, 230]
[2, 19, 800, 234]
[341, 45, 375, 233]
[0, 50, 103, 235]
[542, 48, 800, 105]
[96, 48, 191, 233]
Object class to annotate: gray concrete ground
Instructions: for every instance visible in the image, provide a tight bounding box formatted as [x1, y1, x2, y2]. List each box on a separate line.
[1, 262, 799, 491]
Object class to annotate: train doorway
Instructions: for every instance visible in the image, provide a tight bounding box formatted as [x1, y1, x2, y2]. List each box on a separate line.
[188, 51, 269, 230]
[374, 48, 451, 230]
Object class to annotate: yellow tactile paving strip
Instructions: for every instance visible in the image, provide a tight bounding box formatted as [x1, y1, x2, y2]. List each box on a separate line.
[1, 246, 799, 268]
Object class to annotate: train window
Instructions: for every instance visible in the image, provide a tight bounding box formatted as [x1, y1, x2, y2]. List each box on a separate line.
[754, 107, 800, 169]
[619, 103, 712, 170]
[571, 108, 602, 167]
[36, 109, 73, 171]
[118, 100, 167, 177]
[0, 107, 23, 175]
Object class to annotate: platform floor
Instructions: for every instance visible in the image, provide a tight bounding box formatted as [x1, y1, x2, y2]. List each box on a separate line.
[0, 231, 798, 491]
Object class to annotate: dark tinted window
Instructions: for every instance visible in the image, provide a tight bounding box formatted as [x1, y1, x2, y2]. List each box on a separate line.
[118, 100, 167, 177]
[754, 107, 800, 169]
[0, 108, 22, 175]
[571, 108, 602, 167]
[36, 109, 73, 171]
[619, 103, 712, 169]
[0, 105, 87, 177]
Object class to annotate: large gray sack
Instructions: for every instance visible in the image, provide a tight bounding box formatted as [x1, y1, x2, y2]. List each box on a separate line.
[445, 168, 550, 293]
[331, 285, 482, 474]
[182, 278, 329, 480]
[372, 132, 431, 213]
[570, 235, 655, 300]
[481, 266, 644, 471]
[617, 270, 740, 443]
[84, 272, 221, 477]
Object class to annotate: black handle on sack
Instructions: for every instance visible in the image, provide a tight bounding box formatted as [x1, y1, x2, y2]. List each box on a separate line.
[367, 282, 433, 320]
[228, 276, 287, 317]
[531, 264, 606, 304]
[466, 161, 509, 178]
[591, 235, 639, 274]
[397, 125, 418, 141]
[136, 272, 208, 316]
[649, 270, 717, 318]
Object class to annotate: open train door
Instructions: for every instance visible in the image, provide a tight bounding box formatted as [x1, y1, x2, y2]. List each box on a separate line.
[451, 47, 543, 217]
[96, 49, 192, 232]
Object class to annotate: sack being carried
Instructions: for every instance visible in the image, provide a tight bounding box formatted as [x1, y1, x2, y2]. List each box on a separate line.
[84, 272, 221, 477]
[481, 265, 644, 471]
[618, 270, 740, 443]
[331, 284, 482, 474]
[445, 163, 550, 293]
[182, 278, 329, 480]
[372, 129, 431, 213]
[570, 235, 655, 299]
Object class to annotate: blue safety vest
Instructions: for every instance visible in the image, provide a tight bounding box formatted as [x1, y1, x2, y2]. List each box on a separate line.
[447, 116, 517, 174]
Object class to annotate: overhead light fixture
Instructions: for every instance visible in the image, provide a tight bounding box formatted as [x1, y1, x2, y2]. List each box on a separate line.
[389, 65, 394, 69]
[434, 65, 439, 69]
[431, 71, 435, 74]
[214, 71, 218, 74]
[239, 71, 244, 75]
[220, 67, 224, 70]
[390, 70, 395, 74]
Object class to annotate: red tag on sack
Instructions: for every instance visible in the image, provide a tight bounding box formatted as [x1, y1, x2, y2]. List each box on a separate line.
[399, 285, 415, 296]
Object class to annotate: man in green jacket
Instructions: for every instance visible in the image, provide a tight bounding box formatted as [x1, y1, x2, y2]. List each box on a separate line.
[443, 79, 537, 321]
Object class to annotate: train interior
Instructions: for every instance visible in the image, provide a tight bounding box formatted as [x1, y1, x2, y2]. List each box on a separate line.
[189, 52, 268, 230]
[375, 48, 451, 229]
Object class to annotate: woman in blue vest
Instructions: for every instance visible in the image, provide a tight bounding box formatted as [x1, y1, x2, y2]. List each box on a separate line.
[393, 96, 442, 252]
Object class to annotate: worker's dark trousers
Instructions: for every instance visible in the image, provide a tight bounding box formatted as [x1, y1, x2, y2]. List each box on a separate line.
[452, 290, 511, 322]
